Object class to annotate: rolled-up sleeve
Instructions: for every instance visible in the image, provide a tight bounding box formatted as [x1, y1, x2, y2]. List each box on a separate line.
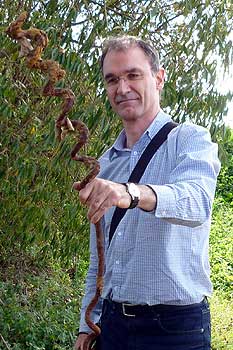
[150, 124, 221, 227]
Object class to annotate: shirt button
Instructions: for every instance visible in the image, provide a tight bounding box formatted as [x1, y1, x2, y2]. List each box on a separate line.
[115, 260, 120, 265]
[162, 211, 166, 215]
[133, 151, 138, 155]
[118, 232, 122, 236]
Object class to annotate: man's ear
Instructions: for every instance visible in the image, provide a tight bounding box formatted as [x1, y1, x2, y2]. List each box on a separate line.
[155, 68, 165, 90]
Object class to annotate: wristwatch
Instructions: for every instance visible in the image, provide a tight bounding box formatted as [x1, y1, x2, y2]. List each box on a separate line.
[123, 182, 140, 209]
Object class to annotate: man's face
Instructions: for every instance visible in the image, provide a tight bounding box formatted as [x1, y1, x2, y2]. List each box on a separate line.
[102, 46, 164, 124]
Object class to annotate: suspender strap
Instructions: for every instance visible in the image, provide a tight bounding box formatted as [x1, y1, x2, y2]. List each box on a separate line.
[108, 121, 178, 245]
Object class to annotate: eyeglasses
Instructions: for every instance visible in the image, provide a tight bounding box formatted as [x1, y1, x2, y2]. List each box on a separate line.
[104, 72, 144, 87]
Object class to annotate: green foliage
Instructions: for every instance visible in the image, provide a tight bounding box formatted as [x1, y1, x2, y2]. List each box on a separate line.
[216, 128, 233, 202]
[210, 198, 233, 299]
[0, 263, 82, 350]
[210, 293, 233, 350]
[0, 0, 122, 264]
[0, 0, 232, 264]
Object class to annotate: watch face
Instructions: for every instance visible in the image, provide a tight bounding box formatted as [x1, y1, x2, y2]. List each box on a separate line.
[128, 183, 140, 199]
[125, 183, 140, 209]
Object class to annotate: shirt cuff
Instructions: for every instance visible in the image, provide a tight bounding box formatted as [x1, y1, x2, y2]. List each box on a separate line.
[148, 184, 177, 218]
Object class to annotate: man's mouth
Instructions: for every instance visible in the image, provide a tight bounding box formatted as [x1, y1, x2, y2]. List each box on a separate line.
[115, 93, 139, 104]
[116, 98, 138, 105]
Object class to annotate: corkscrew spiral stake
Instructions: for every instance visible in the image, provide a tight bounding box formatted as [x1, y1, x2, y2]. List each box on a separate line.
[6, 12, 104, 349]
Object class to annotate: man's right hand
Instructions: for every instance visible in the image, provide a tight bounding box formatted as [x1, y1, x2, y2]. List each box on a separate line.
[73, 178, 131, 224]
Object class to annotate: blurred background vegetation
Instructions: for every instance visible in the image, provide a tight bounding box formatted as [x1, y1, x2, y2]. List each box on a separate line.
[0, 0, 232, 349]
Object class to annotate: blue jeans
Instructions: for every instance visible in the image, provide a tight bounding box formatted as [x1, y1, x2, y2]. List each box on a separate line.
[97, 298, 211, 350]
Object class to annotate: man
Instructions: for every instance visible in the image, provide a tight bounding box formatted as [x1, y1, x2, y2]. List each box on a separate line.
[74, 36, 220, 350]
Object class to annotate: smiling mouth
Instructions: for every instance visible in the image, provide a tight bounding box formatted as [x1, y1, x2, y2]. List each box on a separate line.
[117, 99, 138, 104]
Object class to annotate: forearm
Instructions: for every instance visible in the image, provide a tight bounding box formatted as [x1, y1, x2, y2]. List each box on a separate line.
[137, 184, 157, 212]
[150, 181, 215, 227]
[135, 181, 213, 226]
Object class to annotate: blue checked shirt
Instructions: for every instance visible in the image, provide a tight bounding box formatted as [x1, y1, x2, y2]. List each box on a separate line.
[79, 110, 220, 333]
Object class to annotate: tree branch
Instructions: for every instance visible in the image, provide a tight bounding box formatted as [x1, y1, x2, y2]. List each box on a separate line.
[0, 334, 11, 350]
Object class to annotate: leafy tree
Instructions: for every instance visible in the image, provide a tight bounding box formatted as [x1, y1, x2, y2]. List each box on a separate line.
[216, 127, 233, 202]
[0, 0, 232, 265]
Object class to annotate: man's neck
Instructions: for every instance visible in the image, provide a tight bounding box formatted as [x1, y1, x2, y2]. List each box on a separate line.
[123, 110, 160, 148]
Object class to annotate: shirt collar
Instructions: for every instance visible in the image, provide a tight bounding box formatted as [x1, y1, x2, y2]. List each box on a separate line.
[146, 110, 172, 139]
[109, 110, 172, 160]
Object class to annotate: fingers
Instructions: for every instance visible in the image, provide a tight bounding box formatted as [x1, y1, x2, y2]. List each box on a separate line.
[73, 179, 131, 224]
[87, 194, 112, 223]
[85, 180, 120, 223]
[73, 181, 97, 207]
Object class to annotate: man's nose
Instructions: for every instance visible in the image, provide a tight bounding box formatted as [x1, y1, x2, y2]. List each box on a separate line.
[116, 77, 131, 94]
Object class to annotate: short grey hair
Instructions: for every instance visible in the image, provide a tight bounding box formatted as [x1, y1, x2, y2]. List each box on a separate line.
[100, 35, 160, 73]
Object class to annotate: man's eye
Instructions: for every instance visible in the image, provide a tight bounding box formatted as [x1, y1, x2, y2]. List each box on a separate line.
[127, 73, 142, 80]
[106, 77, 118, 85]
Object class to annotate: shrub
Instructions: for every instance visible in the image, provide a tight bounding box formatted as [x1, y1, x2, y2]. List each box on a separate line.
[210, 198, 233, 299]
[0, 265, 83, 349]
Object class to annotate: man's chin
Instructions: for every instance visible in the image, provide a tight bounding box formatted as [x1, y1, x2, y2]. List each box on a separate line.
[116, 107, 138, 121]
[119, 114, 139, 122]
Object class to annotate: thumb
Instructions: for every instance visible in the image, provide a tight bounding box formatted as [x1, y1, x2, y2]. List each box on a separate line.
[73, 181, 82, 191]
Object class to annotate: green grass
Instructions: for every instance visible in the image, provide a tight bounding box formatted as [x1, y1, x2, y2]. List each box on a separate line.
[209, 198, 233, 349]
[210, 198, 233, 300]
[210, 292, 233, 350]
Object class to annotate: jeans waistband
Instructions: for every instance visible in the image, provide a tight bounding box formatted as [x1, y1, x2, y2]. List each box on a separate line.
[105, 298, 208, 317]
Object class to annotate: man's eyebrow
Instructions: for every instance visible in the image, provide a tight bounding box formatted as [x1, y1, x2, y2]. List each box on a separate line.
[104, 73, 115, 80]
[104, 68, 143, 80]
